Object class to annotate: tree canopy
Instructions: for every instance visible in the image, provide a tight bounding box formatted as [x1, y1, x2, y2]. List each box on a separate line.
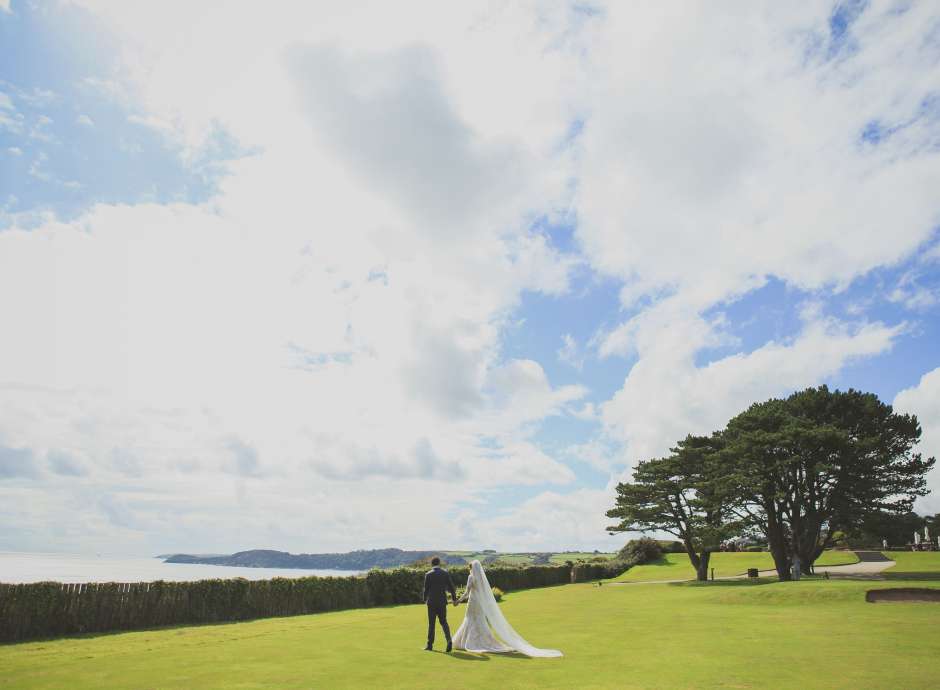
[607, 434, 739, 580]
[606, 386, 935, 581]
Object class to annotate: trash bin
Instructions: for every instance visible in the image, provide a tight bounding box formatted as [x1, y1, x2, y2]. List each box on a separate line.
[747, 568, 759, 578]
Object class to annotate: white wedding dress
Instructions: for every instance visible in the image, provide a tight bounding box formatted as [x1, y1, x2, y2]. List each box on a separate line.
[452, 560, 562, 658]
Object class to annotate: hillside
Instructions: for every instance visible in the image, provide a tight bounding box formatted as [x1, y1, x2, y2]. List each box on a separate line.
[163, 548, 460, 570]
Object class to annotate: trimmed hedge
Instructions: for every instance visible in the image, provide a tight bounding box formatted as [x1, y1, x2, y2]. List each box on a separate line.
[571, 560, 628, 582]
[0, 562, 620, 643]
[0, 576, 371, 643]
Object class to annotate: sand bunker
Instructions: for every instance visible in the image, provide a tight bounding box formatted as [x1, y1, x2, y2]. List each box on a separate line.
[866, 588, 940, 603]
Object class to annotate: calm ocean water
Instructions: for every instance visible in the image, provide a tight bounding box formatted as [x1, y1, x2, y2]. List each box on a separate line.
[0, 552, 363, 584]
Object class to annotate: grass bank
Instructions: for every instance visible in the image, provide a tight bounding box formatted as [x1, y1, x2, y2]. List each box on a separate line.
[608, 550, 858, 583]
[881, 551, 940, 579]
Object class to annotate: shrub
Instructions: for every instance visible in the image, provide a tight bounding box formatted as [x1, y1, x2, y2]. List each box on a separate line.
[618, 537, 663, 565]
[745, 546, 764, 552]
[491, 587, 504, 602]
[571, 560, 629, 582]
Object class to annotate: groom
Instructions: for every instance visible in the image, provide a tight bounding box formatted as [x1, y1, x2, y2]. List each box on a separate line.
[423, 556, 458, 652]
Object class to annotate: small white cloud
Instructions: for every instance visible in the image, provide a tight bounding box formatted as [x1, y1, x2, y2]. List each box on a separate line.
[7, 146, 22, 156]
[27, 152, 51, 181]
[29, 114, 55, 143]
[563, 438, 623, 472]
[557, 333, 584, 370]
[0, 91, 22, 134]
[76, 114, 94, 127]
[568, 401, 597, 421]
[888, 270, 939, 311]
[0, 1, 11, 15]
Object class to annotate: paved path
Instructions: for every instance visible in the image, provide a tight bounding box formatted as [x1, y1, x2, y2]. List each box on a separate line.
[609, 551, 896, 585]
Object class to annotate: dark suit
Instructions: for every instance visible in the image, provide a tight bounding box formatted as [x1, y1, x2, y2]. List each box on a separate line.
[423, 566, 457, 647]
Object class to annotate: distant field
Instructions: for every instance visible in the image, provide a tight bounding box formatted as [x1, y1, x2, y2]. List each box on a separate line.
[609, 551, 859, 583]
[3, 577, 939, 689]
[882, 552, 940, 575]
[547, 552, 610, 564]
[442, 552, 612, 566]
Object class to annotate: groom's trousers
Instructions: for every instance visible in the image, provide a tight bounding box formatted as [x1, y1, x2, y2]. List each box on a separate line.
[426, 601, 451, 647]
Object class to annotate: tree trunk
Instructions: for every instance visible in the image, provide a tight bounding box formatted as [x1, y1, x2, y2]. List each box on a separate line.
[696, 550, 712, 581]
[683, 540, 700, 570]
[766, 511, 792, 581]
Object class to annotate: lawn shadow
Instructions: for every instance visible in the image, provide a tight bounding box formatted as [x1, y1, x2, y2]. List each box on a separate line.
[446, 650, 531, 661]
[638, 557, 673, 568]
[447, 651, 490, 661]
[667, 578, 777, 588]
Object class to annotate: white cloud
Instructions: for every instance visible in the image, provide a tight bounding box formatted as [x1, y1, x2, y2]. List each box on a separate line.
[894, 368, 940, 516]
[4, 1, 940, 555]
[471, 489, 630, 552]
[0, 1, 11, 15]
[0, 90, 23, 133]
[76, 114, 94, 126]
[557, 333, 583, 370]
[601, 301, 904, 468]
[575, 3, 940, 309]
[0, 2, 593, 553]
[888, 270, 939, 311]
[563, 438, 624, 473]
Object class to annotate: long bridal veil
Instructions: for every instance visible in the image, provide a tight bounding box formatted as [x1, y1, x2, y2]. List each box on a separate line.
[467, 559, 563, 658]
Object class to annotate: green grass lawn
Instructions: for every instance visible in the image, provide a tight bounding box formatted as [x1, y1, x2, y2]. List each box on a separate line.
[881, 551, 940, 575]
[2, 577, 939, 689]
[609, 550, 859, 583]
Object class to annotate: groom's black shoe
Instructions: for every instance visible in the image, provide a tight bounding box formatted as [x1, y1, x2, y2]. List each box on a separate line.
[446, 642, 452, 653]
[424, 644, 433, 651]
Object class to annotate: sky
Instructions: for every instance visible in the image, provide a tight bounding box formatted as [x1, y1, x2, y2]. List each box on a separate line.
[1, 0, 940, 557]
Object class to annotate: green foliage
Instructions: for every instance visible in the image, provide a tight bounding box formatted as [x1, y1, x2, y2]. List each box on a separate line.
[843, 511, 928, 547]
[660, 540, 685, 553]
[607, 434, 740, 580]
[744, 546, 764, 552]
[571, 560, 628, 582]
[491, 586, 504, 602]
[720, 386, 935, 578]
[0, 576, 372, 644]
[617, 537, 663, 565]
[607, 385, 936, 583]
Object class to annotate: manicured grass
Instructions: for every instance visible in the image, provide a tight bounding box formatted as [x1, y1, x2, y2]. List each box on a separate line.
[609, 550, 859, 583]
[881, 551, 940, 573]
[2, 577, 939, 689]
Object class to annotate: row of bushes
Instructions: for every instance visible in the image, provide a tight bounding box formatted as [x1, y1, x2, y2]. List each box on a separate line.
[0, 562, 617, 643]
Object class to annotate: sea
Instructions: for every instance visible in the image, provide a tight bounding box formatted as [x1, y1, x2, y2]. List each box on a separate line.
[0, 552, 363, 584]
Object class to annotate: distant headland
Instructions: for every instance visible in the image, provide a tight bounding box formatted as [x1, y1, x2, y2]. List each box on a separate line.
[161, 548, 467, 570]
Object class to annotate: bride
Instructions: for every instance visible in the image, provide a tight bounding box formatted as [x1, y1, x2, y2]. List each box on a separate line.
[452, 560, 562, 657]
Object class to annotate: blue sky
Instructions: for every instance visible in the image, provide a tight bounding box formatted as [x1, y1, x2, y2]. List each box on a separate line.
[1, 1, 940, 556]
